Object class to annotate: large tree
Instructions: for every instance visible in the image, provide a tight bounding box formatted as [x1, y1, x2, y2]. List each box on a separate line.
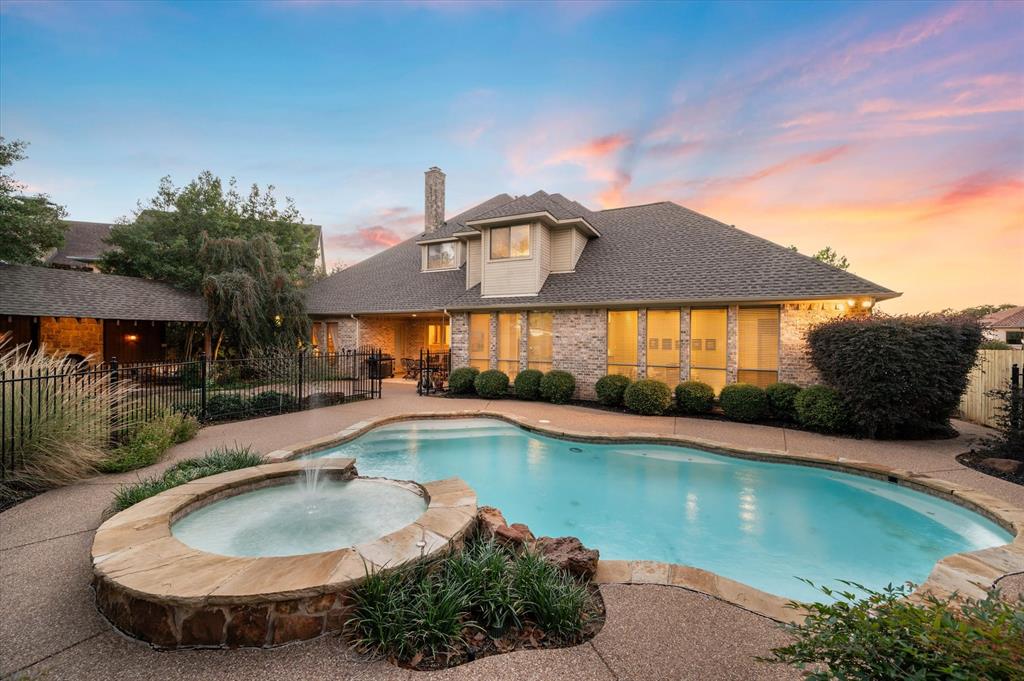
[0, 138, 67, 264]
[789, 244, 850, 270]
[101, 171, 319, 290]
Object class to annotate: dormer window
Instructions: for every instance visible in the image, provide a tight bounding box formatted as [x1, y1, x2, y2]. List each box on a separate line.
[490, 225, 530, 260]
[426, 241, 456, 270]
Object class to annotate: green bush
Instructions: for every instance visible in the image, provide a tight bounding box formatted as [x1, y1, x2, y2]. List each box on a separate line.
[980, 339, 1012, 350]
[474, 370, 510, 399]
[513, 369, 544, 401]
[204, 393, 246, 421]
[807, 314, 983, 438]
[540, 370, 576, 404]
[674, 381, 714, 414]
[766, 581, 1024, 680]
[794, 385, 847, 433]
[765, 382, 801, 421]
[98, 411, 197, 474]
[176, 362, 203, 389]
[111, 445, 265, 511]
[247, 390, 297, 416]
[448, 367, 479, 395]
[623, 379, 672, 415]
[719, 384, 768, 422]
[595, 374, 632, 407]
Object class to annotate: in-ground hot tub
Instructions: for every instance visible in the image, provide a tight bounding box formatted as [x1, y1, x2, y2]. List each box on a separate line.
[91, 459, 476, 648]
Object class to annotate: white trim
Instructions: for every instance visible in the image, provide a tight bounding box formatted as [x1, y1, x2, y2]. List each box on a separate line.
[418, 236, 460, 245]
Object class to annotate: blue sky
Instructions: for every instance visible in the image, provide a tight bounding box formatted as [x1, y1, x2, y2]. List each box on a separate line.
[2, 0, 1022, 312]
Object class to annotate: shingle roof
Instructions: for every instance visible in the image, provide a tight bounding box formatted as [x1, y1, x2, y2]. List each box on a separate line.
[308, 194, 898, 315]
[45, 221, 114, 269]
[416, 193, 514, 241]
[0, 264, 207, 322]
[982, 306, 1024, 328]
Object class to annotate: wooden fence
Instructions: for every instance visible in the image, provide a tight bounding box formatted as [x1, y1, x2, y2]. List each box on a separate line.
[959, 348, 1024, 427]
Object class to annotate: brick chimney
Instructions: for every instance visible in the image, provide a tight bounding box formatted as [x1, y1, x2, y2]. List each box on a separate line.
[424, 166, 445, 234]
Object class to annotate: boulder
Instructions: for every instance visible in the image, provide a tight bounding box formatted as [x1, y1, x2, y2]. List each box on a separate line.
[495, 522, 535, 546]
[533, 536, 600, 581]
[477, 506, 508, 539]
[981, 457, 1024, 476]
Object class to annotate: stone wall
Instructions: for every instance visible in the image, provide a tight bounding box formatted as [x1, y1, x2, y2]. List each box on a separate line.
[38, 317, 104, 363]
[551, 308, 606, 400]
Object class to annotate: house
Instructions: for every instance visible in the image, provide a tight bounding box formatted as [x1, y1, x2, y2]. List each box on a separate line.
[0, 264, 208, 364]
[981, 306, 1024, 346]
[307, 168, 899, 398]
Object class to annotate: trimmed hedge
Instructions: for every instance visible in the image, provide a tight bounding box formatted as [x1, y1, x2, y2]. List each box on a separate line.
[719, 384, 768, 422]
[674, 381, 714, 414]
[474, 370, 510, 399]
[513, 369, 544, 400]
[448, 367, 480, 395]
[205, 393, 246, 421]
[765, 382, 801, 421]
[248, 390, 298, 416]
[540, 370, 576, 404]
[794, 385, 847, 433]
[623, 379, 672, 416]
[595, 374, 632, 407]
[807, 314, 983, 438]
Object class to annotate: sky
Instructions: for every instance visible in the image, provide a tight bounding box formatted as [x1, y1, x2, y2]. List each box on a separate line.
[1, 0, 1021, 313]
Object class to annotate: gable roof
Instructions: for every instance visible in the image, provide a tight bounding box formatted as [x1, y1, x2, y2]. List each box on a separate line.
[982, 306, 1024, 328]
[308, 193, 898, 315]
[46, 221, 114, 269]
[0, 264, 207, 322]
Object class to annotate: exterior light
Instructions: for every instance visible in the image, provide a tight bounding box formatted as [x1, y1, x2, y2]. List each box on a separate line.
[846, 299, 856, 307]
[861, 299, 874, 309]
[273, 314, 283, 327]
[125, 334, 139, 342]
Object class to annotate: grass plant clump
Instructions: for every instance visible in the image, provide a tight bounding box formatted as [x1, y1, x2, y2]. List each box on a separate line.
[98, 411, 199, 474]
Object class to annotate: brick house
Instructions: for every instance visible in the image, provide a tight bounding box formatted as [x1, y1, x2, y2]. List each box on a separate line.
[0, 264, 208, 364]
[308, 168, 899, 399]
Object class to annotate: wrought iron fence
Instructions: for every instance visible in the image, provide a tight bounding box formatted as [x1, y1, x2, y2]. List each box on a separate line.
[417, 349, 451, 395]
[1, 348, 382, 479]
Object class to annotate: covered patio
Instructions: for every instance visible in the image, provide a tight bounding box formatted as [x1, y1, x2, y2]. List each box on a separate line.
[310, 312, 451, 380]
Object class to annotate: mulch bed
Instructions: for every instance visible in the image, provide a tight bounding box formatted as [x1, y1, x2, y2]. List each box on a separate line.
[956, 451, 1024, 487]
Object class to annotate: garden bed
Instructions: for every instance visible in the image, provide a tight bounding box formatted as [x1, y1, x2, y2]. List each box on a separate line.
[957, 451, 1024, 486]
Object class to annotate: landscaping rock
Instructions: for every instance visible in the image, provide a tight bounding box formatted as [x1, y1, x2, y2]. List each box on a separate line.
[477, 506, 508, 539]
[533, 536, 600, 581]
[495, 522, 535, 546]
[981, 457, 1024, 476]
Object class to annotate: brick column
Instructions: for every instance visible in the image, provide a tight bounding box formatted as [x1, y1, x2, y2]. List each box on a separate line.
[679, 307, 691, 383]
[636, 309, 647, 379]
[488, 312, 498, 370]
[726, 305, 739, 384]
[518, 312, 529, 372]
[450, 313, 469, 367]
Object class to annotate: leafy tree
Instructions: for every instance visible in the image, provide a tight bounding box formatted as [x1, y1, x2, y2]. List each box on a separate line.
[789, 245, 850, 270]
[101, 172, 319, 290]
[0, 138, 67, 264]
[957, 304, 1018, 320]
[199, 234, 310, 357]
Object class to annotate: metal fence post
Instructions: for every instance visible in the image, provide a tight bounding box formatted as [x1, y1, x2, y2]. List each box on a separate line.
[1011, 363, 1021, 435]
[297, 350, 305, 408]
[109, 357, 119, 446]
[199, 352, 208, 422]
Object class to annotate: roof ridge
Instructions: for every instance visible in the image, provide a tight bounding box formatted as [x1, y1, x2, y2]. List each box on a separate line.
[597, 201, 673, 212]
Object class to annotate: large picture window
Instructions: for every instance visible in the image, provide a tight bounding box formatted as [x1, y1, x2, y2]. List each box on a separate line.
[690, 308, 727, 395]
[497, 312, 520, 379]
[646, 309, 680, 384]
[426, 322, 450, 351]
[738, 306, 779, 387]
[469, 313, 490, 371]
[426, 241, 456, 270]
[490, 225, 530, 259]
[607, 310, 639, 379]
[527, 311, 553, 371]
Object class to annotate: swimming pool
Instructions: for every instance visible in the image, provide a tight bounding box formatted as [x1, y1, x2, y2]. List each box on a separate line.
[307, 418, 1011, 601]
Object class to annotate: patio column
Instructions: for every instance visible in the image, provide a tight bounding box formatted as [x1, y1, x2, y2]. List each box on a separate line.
[726, 305, 739, 384]
[679, 307, 691, 383]
[518, 311, 528, 372]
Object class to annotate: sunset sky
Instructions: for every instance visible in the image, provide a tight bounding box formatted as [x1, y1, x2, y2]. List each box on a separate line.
[1, 0, 1021, 313]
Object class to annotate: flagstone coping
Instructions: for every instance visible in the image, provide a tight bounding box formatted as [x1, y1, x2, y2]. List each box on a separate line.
[90, 459, 477, 648]
[265, 410, 1024, 620]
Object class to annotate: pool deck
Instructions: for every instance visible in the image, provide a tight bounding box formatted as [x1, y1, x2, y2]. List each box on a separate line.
[3, 382, 1022, 680]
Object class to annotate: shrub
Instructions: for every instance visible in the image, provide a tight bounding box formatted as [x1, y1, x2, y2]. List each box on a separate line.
[595, 374, 631, 407]
[448, 367, 479, 395]
[674, 381, 714, 414]
[719, 383, 768, 422]
[980, 339, 1012, 350]
[623, 379, 672, 415]
[204, 393, 246, 421]
[513, 369, 544, 401]
[98, 411, 198, 473]
[540, 370, 576, 404]
[111, 445, 264, 511]
[765, 382, 801, 421]
[807, 314, 983, 438]
[247, 390, 297, 416]
[176, 362, 203, 389]
[766, 581, 1024, 680]
[794, 385, 847, 433]
[474, 370, 510, 399]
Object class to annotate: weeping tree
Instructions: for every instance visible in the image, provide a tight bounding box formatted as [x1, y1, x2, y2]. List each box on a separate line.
[199, 234, 310, 357]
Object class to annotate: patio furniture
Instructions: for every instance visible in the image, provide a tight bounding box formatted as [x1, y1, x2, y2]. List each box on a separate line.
[401, 357, 420, 380]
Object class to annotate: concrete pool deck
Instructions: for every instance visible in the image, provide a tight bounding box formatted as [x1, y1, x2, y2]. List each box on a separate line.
[3, 382, 1022, 680]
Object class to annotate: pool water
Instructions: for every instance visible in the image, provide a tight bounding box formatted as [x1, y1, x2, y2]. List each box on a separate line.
[308, 418, 1011, 601]
[172, 478, 426, 557]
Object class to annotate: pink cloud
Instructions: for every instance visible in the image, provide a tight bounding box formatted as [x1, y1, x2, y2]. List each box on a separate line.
[546, 133, 631, 165]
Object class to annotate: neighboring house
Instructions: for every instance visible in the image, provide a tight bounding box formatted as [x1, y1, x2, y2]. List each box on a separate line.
[45, 219, 329, 274]
[981, 306, 1024, 346]
[308, 167, 899, 398]
[0, 264, 208, 364]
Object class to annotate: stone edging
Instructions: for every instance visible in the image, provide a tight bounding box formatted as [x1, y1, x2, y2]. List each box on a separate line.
[265, 410, 1024, 618]
[90, 459, 477, 648]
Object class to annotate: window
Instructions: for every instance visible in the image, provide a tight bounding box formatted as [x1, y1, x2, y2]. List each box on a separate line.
[490, 225, 530, 259]
[646, 309, 680, 384]
[1006, 331, 1023, 345]
[469, 313, 490, 371]
[738, 306, 779, 387]
[527, 311, 553, 371]
[497, 312, 520, 379]
[690, 308, 727, 395]
[426, 322, 450, 350]
[426, 241, 456, 270]
[607, 310, 639, 379]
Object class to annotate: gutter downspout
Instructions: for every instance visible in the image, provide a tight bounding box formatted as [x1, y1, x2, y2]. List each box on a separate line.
[443, 308, 452, 357]
[350, 314, 359, 349]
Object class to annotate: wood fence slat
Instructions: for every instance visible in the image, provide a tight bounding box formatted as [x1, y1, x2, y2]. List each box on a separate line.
[959, 349, 1024, 427]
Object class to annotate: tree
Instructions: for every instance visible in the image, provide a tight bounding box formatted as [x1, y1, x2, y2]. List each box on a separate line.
[0, 138, 67, 264]
[789, 245, 850, 270]
[958, 304, 1018, 320]
[101, 172, 319, 291]
[199, 234, 310, 357]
